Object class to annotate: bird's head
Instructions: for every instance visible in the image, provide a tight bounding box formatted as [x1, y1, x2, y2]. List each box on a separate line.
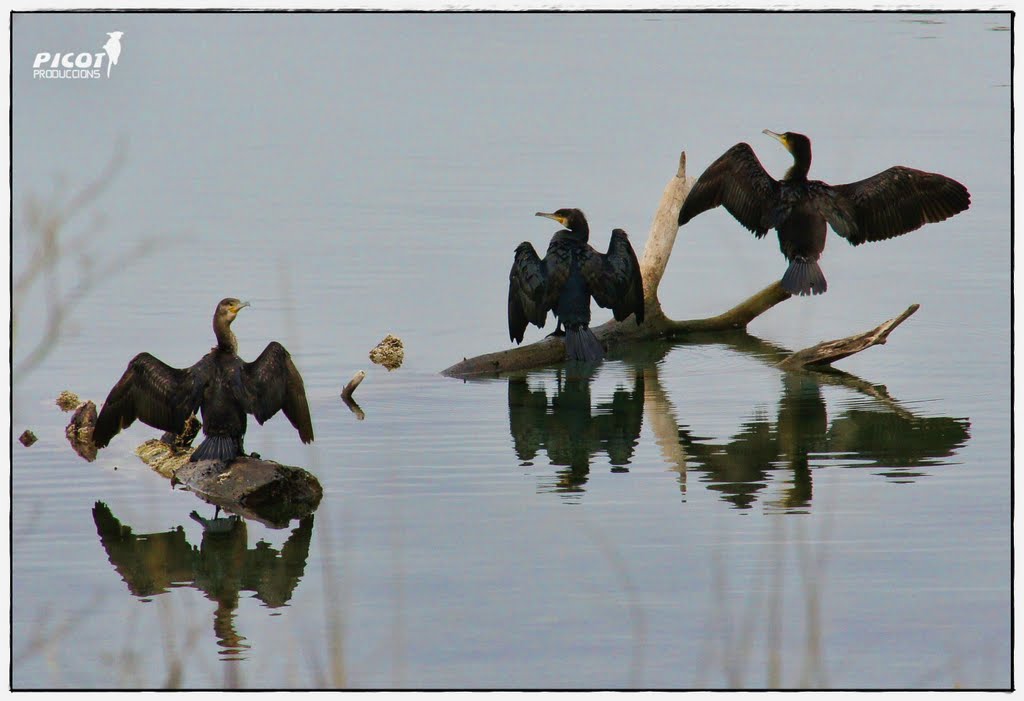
[535, 208, 588, 233]
[107, 31, 123, 40]
[763, 129, 811, 162]
[216, 298, 250, 324]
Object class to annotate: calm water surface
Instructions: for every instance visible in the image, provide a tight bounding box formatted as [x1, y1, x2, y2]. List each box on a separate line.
[11, 12, 1010, 688]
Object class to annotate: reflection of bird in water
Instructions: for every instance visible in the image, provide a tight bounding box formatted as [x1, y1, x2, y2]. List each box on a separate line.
[826, 403, 970, 475]
[773, 373, 829, 509]
[508, 369, 644, 493]
[93, 298, 314, 462]
[508, 208, 644, 361]
[678, 130, 970, 295]
[678, 367, 970, 510]
[102, 31, 123, 77]
[92, 502, 315, 660]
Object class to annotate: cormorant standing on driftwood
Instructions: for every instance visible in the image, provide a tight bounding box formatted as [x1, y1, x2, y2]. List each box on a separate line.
[93, 298, 314, 462]
[677, 130, 971, 295]
[508, 209, 644, 361]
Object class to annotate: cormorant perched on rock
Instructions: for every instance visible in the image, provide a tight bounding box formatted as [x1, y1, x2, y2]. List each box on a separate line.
[93, 298, 314, 462]
[677, 130, 971, 295]
[508, 209, 644, 361]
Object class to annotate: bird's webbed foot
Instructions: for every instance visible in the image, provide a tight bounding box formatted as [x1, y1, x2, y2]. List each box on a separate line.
[546, 323, 566, 338]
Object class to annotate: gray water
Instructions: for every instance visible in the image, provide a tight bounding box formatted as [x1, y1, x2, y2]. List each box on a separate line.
[11, 12, 1010, 689]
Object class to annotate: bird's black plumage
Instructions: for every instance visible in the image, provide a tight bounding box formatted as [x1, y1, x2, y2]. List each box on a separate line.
[508, 209, 644, 361]
[678, 130, 971, 295]
[93, 298, 314, 462]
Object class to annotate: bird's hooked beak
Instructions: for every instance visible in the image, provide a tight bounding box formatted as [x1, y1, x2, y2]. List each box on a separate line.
[230, 301, 251, 315]
[763, 129, 791, 152]
[535, 211, 568, 227]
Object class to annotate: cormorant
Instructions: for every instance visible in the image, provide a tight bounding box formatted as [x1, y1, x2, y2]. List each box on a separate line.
[508, 208, 644, 362]
[93, 298, 314, 462]
[677, 130, 971, 295]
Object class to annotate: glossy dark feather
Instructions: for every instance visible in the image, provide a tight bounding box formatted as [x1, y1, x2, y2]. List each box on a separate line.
[508, 242, 548, 344]
[580, 229, 645, 323]
[824, 166, 971, 245]
[678, 143, 780, 237]
[93, 352, 208, 448]
[243, 341, 314, 443]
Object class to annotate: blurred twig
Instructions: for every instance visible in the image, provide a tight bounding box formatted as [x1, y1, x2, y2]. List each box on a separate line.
[13, 144, 172, 376]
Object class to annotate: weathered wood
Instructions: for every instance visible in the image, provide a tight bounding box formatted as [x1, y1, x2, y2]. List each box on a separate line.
[341, 369, 368, 419]
[638, 151, 696, 313]
[777, 304, 920, 370]
[441, 280, 792, 377]
[658, 281, 792, 336]
[135, 439, 322, 528]
[341, 369, 366, 400]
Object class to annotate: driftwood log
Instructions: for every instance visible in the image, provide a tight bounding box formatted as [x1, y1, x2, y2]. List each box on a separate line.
[136, 439, 322, 528]
[442, 151, 917, 378]
[777, 304, 920, 370]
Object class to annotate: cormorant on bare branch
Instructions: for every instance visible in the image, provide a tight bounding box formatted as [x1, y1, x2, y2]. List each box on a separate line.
[508, 209, 644, 362]
[678, 130, 971, 295]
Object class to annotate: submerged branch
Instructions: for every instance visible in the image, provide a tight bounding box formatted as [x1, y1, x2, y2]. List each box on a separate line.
[341, 370, 366, 401]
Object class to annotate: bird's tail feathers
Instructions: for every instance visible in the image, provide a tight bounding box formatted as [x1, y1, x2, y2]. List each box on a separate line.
[564, 325, 605, 362]
[781, 259, 827, 296]
[190, 435, 241, 463]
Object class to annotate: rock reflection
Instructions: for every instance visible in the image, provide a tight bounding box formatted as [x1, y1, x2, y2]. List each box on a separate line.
[508, 364, 644, 494]
[505, 337, 971, 511]
[91, 502, 315, 660]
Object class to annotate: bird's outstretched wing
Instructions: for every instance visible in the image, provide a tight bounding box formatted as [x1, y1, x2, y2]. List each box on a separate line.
[508, 241, 551, 343]
[678, 142, 781, 237]
[822, 166, 971, 245]
[581, 229, 645, 324]
[93, 352, 208, 448]
[242, 342, 314, 443]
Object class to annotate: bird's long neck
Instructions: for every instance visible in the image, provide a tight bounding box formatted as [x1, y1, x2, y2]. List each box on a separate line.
[785, 146, 812, 181]
[213, 315, 238, 353]
[568, 220, 589, 243]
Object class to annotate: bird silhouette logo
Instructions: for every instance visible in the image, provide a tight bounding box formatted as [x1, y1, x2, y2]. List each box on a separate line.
[102, 31, 123, 77]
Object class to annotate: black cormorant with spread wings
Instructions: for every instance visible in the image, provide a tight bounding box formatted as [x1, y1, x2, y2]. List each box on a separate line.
[677, 130, 971, 295]
[93, 298, 314, 462]
[508, 209, 644, 362]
